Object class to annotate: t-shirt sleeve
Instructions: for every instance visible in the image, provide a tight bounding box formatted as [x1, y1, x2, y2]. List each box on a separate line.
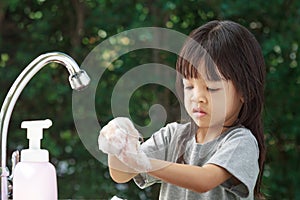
[134, 122, 180, 189]
[206, 128, 260, 198]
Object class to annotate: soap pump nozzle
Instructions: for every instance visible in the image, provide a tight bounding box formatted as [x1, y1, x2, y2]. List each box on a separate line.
[20, 119, 52, 162]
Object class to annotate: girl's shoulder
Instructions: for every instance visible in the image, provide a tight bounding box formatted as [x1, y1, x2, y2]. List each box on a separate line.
[219, 126, 259, 151]
[224, 126, 256, 140]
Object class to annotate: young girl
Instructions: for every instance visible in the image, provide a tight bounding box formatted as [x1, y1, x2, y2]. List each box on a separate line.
[99, 20, 266, 200]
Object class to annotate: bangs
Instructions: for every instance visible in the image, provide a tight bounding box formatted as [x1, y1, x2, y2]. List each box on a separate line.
[176, 38, 223, 81]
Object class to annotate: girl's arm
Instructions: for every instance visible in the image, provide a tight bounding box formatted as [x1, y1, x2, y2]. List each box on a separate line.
[109, 156, 232, 193]
[149, 159, 232, 193]
[108, 155, 138, 183]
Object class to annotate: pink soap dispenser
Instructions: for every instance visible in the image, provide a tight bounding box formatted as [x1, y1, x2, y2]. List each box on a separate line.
[13, 119, 58, 200]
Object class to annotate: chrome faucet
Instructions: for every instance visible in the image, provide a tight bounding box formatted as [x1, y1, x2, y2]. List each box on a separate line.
[0, 52, 91, 200]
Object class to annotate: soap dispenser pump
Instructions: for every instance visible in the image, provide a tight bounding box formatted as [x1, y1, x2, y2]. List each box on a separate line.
[13, 119, 58, 200]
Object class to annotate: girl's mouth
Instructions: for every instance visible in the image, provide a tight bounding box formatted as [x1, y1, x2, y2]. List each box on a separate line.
[192, 108, 207, 118]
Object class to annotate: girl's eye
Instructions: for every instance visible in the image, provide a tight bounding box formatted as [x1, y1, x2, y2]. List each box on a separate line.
[184, 86, 194, 90]
[207, 87, 220, 92]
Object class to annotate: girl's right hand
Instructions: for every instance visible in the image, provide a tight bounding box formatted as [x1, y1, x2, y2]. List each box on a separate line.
[98, 118, 130, 155]
[98, 117, 151, 172]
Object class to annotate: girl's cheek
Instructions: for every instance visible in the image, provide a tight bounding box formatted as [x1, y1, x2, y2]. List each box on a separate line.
[184, 89, 194, 99]
[184, 95, 192, 110]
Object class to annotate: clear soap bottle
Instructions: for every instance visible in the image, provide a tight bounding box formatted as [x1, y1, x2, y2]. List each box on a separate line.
[13, 119, 58, 200]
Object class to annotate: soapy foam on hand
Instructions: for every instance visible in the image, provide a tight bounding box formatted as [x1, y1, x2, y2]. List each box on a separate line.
[98, 117, 151, 172]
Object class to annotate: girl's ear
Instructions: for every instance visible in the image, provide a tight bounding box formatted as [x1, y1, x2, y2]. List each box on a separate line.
[240, 96, 245, 103]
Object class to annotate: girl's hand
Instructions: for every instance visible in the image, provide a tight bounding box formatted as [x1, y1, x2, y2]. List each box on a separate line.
[98, 117, 151, 172]
[98, 117, 130, 155]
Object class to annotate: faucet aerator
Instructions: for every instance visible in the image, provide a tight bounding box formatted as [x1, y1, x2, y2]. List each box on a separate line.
[69, 70, 91, 91]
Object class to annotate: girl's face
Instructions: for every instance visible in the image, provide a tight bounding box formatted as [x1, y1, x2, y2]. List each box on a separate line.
[183, 76, 244, 129]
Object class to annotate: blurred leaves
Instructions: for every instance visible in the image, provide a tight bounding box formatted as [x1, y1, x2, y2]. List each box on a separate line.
[0, 0, 299, 199]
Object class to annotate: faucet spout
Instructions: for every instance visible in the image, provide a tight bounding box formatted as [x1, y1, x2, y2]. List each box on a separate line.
[0, 52, 90, 200]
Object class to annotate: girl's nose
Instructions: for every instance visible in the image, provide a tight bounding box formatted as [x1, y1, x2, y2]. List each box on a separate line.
[191, 88, 207, 103]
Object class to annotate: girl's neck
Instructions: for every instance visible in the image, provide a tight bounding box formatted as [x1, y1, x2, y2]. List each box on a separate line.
[196, 126, 227, 144]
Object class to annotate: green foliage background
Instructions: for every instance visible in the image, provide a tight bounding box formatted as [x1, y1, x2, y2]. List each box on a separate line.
[0, 0, 299, 199]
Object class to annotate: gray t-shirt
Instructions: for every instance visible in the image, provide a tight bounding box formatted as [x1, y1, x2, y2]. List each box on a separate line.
[134, 122, 259, 200]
